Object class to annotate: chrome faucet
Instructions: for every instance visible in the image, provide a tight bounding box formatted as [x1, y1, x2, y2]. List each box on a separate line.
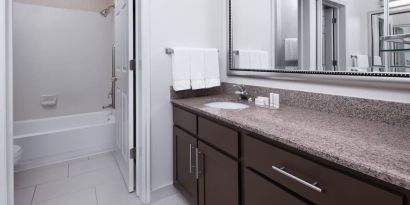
[233, 84, 251, 101]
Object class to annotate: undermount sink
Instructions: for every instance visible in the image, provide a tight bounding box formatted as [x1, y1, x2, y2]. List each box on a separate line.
[205, 101, 249, 110]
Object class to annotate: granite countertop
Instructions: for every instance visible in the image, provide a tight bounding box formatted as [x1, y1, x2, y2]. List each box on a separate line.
[171, 95, 410, 190]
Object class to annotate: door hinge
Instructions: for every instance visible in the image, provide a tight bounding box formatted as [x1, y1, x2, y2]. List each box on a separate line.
[130, 59, 136, 71]
[332, 18, 337, 24]
[332, 60, 338, 66]
[130, 148, 136, 159]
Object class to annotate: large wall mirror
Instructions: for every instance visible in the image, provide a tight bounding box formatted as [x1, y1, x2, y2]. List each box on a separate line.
[228, 0, 410, 78]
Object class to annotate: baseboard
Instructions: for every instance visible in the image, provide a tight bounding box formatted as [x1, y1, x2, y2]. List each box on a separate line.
[14, 146, 114, 172]
[150, 183, 179, 203]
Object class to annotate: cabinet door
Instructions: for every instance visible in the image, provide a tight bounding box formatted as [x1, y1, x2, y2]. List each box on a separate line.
[244, 168, 310, 205]
[174, 126, 198, 205]
[198, 141, 239, 205]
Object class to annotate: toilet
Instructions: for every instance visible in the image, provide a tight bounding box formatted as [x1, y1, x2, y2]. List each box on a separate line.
[14, 145, 22, 165]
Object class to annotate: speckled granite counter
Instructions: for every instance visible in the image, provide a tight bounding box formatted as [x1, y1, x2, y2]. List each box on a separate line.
[171, 95, 410, 190]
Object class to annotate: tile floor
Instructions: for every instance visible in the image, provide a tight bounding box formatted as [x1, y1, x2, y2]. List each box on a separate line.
[14, 152, 189, 205]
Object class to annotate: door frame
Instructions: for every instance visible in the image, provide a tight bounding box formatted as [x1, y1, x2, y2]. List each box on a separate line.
[1, 0, 152, 204]
[1, 0, 13, 205]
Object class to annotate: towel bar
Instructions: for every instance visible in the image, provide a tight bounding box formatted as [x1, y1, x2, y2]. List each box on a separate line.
[165, 48, 219, 55]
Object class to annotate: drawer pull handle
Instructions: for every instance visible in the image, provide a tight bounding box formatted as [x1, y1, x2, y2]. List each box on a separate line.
[189, 144, 192, 174]
[272, 166, 322, 193]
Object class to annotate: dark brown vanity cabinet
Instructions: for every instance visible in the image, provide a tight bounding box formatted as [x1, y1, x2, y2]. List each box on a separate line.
[243, 135, 404, 205]
[173, 126, 198, 205]
[173, 105, 408, 205]
[173, 107, 239, 205]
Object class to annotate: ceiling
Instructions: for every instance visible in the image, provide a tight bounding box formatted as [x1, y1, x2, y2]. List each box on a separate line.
[14, 0, 115, 12]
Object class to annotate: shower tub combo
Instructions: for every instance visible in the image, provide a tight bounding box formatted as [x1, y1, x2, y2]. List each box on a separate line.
[13, 111, 115, 171]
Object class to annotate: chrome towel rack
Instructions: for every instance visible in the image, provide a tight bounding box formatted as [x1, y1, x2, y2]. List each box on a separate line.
[165, 48, 220, 55]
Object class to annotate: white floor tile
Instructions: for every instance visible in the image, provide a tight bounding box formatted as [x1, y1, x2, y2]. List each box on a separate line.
[32, 188, 97, 205]
[95, 179, 131, 205]
[69, 153, 117, 177]
[104, 196, 142, 205]
[15, 163, 68, 189]
[33, 166, 122, 202]
[150, 194, 189, 205]
[14, 186, 36, 205]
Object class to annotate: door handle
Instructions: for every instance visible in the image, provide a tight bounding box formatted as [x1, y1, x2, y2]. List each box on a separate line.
[271, 166, 322, 193]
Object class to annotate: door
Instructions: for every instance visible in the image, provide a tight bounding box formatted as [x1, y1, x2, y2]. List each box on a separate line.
[174, 127, 198, 205]
[198, 141, 238, 205]
[113, 0, 135, 193]
[323, 5, 337, 71]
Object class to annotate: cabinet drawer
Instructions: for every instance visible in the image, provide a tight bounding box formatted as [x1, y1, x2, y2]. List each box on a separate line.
[244, 168, 310, 205]
[244, 135, 403, 205]
[198, 117, 238, 158]
[173, 106, 197, 135]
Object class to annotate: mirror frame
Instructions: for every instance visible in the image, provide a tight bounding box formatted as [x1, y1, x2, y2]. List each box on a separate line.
[226, 0, 410, 83]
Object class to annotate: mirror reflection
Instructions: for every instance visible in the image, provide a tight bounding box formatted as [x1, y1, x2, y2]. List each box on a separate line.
[230, 0, 410, 74]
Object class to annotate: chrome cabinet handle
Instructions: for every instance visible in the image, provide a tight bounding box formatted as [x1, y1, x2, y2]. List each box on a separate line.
[189, 144, 192, 174]
[272, 166, 322, 193]
[195, 148, 199, 179]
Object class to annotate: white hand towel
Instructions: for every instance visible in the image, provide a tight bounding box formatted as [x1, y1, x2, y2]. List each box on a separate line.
[356, 55, 370, 68]
[373, 56, 382, 66]
[250, 51, 262, 69]
[204, 48, 220, 88]
[172, 48, 191, 91]
[285, 38, 298, 61]
[259, 51, 270, 70]
[190, 49, 206, 90]
[236, 50, 251, 69]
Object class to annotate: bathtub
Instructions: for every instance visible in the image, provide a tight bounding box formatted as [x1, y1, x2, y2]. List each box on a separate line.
[14, 111, 115, 171]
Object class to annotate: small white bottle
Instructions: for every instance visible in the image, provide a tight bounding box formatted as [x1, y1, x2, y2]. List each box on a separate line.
[269, 93, 280, 109]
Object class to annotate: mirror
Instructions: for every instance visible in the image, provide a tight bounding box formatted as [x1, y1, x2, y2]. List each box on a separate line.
[229, 0, 410, 76]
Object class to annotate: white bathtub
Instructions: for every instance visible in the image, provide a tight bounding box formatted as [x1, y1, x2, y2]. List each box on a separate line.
[14, 111, 115, 171]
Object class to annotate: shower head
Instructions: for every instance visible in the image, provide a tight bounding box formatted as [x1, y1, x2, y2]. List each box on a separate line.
[100, 5, 115, 17]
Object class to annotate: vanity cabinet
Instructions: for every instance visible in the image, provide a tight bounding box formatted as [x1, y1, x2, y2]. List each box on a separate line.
[243, 135, 404, 205]
[173, 107, 239, 205]
[173, 105, 408, 205]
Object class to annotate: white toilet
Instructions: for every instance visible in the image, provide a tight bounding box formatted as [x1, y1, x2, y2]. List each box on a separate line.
[14, 145, 22, 165]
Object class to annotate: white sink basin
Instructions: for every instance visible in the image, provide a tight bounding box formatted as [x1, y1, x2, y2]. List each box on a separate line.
[205, 102, 249, 110]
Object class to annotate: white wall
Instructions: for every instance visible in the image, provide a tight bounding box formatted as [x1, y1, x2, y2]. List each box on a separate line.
[13, 2, 113, 121]
[346, 0, 380, 57]
[148, 0, 224, 191]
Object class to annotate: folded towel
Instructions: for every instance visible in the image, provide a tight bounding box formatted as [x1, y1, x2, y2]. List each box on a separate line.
[172, 48, 191, 91]
[250, 51, 262, 69]
[190, 49, 206, 90]
[236, 50, 251, 69]
[355, 55, 369, 68]
[236, 50, 270, 70]
[204, 48, 220, 88]
[373, 56, 382, 66]
[259, 51, 269, 69]
[285, 38, 298, 61]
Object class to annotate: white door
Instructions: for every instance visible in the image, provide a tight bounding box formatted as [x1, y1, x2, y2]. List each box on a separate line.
[113, 0, 135, 193]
